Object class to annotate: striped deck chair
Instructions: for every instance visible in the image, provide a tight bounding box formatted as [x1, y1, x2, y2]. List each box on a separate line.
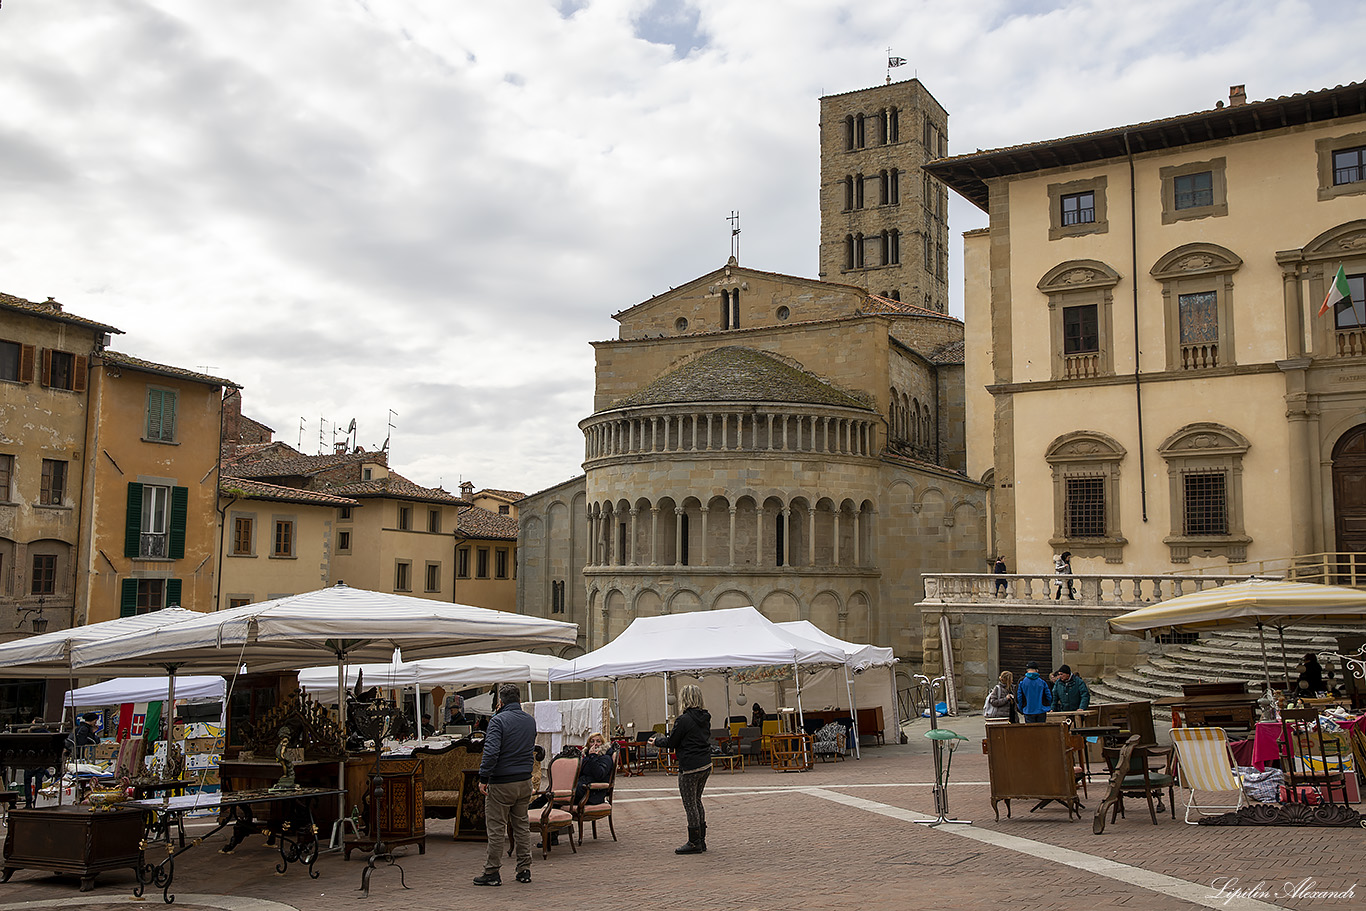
[1169, 727, 1247, 824]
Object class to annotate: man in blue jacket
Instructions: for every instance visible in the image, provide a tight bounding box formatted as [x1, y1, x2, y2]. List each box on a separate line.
[474, 683, 537, 887]
[1016, 661, 1052, 723]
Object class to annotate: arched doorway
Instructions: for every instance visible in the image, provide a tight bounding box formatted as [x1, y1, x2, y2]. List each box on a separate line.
[1332, 424, 1366, 559]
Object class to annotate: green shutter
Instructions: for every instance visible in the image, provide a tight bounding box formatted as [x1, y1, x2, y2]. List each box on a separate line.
[146, 389, 163, 439]
[166, 578, 182, 608]
[125, 483, 144, 557]
[168, 486, 188, 559]
[120, 579, 139, 617]
[162, 389, 177, 441]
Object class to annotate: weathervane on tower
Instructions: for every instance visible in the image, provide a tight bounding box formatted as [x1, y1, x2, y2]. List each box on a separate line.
[728, 210, 741, 262]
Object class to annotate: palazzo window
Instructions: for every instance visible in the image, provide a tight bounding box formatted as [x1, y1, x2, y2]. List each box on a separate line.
[1048, 176, 1108, 240]
[1158, 423, 1251, 563]
[1151, 243, 1241, 372]
[1039, 259, 1120, 380]
[1160, 157, 1227, 224]
[1045, 430, 1127, 563]
[1317, 132, 1366, 200]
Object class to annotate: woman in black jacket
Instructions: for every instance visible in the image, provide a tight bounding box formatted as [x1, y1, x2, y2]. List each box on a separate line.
[654, 685, 712, 855]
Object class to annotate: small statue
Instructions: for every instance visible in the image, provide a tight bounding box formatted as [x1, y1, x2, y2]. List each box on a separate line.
[270, 726, 298, 791]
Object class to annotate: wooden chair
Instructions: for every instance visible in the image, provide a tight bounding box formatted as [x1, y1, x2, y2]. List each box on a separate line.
[1279, 708, 1349, 804]
[1062, 722, 1089, 798]
[1169, 727, 1247, 824]
[1097, 735, 1176, 830]
[512, 754, 578, 859]
[572, 759, 616, 843]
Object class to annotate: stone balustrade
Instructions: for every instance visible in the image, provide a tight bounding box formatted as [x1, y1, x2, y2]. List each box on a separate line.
[921, 572, 1254, 608]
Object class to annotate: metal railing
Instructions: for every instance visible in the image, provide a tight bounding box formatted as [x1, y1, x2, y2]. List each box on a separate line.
[1173, 552, 1366, 588]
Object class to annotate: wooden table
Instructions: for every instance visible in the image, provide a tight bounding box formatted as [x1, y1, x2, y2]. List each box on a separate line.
[769, 733, 813, 772]
[613, 740, 647, 776]
[2, 804, 144, 894]
[1070, 725, 1121, 781]
[711, 753, 744, 773]
[129, 787, 343, 904]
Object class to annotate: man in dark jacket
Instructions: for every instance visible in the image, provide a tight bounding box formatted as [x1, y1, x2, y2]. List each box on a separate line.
[1050, 665, 1091, 712]
[474, 683, 537, 886]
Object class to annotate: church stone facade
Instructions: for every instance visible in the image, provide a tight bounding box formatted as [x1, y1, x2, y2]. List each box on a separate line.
[517, 259, 985, 662]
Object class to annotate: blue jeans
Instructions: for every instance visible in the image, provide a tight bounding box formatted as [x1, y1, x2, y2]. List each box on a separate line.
[1022, 713, 1048, 724]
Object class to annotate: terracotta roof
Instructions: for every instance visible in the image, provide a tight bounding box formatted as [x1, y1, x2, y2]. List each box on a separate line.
[476, 489, 526, 503]
[863, 294, 961, 323]
[104, 351, 238, 388]
[0, 292, 123, 335]
[223, 450, 377, 479]
[607, 346, 873, 412]
[220, 476, 359, 507]
[328, 473, 469, 505]
[611, 259, 867, 320]
[522, 474, 587, 500]
[928, 340, 965, 365]
[456, 506, 519, 540]
[925, 81, 1366, 211]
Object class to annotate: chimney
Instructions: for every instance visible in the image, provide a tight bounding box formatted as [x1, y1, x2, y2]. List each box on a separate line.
[44, 297, 63, 312]
[1229, 85, 1246, 107]
[459, 481, 474, 500]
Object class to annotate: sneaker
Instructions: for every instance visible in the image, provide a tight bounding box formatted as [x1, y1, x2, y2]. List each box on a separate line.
[473, 872, 501, 887]
[516, 870, 531, 883]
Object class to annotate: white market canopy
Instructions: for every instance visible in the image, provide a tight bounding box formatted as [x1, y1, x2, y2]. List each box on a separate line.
[1108, 578, 1366, 632]
[65, 675, 227, 708]
[546, 606, 848, 682]
[71, 584, 579, 674]
[775, 621, 896, 671]
[0, 608, 206, 678]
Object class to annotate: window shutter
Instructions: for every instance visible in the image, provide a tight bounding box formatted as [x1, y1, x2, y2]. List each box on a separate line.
[73, 355, 87, 393]
[124, 482, 144, 557]
[146, 389, 163, 439]
[18, 345, 34, 383]
[163, 389, 177, 441]
[166, 578, 182, 608]
[40, 349, 52, 387]
[120, 578, 139, 617]
[168, 486, 188, 559]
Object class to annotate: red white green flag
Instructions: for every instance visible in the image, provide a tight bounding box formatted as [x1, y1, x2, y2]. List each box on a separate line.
[1318, 264, 1352, 317]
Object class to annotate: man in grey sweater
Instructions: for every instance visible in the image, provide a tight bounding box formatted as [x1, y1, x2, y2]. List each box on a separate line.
[473, 683, 537, 886]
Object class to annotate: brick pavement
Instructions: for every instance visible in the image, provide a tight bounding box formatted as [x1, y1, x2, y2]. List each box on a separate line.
[0, 720, 1360, 911]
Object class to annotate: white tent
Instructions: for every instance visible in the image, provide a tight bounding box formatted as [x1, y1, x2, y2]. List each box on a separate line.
[547, 607, 847, 682]
[0, 608, 205, 677]
[775, 621, 899, 757]
[548, 607, 848, 729]
[65, 675, 226, 707]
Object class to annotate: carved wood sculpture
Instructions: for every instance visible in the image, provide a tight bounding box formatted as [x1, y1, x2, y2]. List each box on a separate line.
[243, 689, 345, 761]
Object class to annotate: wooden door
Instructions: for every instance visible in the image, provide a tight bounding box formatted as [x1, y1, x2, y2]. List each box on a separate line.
[997, 625, 1053, 678]
[1332, 425, 1366, 562]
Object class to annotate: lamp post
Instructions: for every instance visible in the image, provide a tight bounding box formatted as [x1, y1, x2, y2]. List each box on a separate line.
[913, 673, 969, 827]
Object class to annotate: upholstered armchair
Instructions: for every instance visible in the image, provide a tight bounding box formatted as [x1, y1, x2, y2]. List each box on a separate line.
[812, 722, 847, 762]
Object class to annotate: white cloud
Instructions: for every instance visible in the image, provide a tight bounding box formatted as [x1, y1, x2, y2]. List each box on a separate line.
[0, 0, 1356, 493]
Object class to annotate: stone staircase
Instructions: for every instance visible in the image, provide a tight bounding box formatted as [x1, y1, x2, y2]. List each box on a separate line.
[1090, 625, 1359, 715]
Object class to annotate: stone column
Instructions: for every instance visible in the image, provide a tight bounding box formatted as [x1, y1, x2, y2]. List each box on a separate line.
[728, 507, 737, 567]
[628, 507, 639, 566]
[833, 508, 841, 565]
[691, 414, 699, 450]
[699, 506, 709, 566]
[586, 511, 596, 566]
[755, 502, 764, 566]
[808, 507, 816, 566]
[767, 413, 775, 450]
[853, 510, 861, 566]
[675, 507, 685, 566]
[649, 507, 660, 566]
[781, 506, 792, 567]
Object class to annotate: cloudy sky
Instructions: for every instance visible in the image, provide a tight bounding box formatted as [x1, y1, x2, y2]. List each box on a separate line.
[0, 0, 1357, 495]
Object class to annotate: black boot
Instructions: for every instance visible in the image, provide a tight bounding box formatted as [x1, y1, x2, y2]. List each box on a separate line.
[675, 827, 703, 854]
[697, 822, 707, 852]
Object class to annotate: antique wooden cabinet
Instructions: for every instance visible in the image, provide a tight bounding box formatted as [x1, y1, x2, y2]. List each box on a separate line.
[983, 722, 1080, 820]
[2, 805, 144, 892]
[344, 757, 425, 859]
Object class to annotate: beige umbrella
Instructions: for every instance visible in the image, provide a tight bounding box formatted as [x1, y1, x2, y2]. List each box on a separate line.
[1108, 578, 1366, 690]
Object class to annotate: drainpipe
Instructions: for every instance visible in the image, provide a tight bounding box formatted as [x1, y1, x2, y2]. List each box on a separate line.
[1123, 132, 1149, 523]
[74, 347, 100, 631]
[214, 389, 230, 611]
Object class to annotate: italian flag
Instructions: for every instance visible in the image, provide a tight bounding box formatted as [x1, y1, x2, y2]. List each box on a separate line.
[1318, 264, 1352, 317]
